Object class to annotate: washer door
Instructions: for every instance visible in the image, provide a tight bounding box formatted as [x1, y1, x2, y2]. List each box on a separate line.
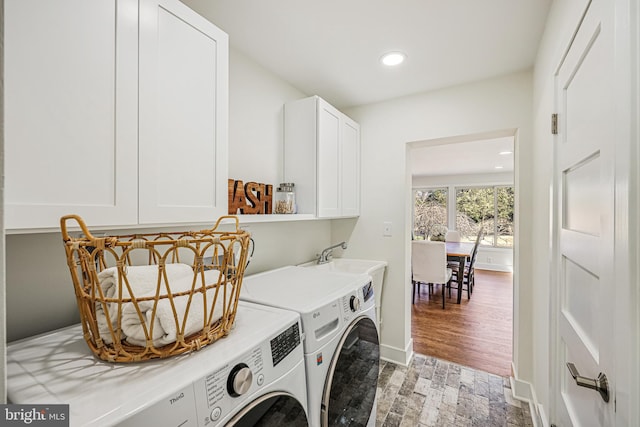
[226, 391, 308, 426]
[321, 316, 380, 426]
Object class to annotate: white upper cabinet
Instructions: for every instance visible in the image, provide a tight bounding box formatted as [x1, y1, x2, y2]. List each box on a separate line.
[5, 0, 139, 230]
[340, 117, 361, 217]
[138, 0, 228, 224]
[5, 0, 228, 231]
[284, 96, 361, 218]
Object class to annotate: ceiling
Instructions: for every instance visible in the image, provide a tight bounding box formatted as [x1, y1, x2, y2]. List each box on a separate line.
[410, 136, 514, 177]
[182, 0, 551, 109]
[182, 0, 549, 177]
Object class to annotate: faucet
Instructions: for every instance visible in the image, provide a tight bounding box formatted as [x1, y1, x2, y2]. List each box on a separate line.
[317, 241, 347, 264]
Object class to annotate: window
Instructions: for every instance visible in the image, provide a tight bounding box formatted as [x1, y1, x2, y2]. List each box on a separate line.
[413, 188, 447, 240]
[455, 187, 494, 244]
[496, 187, 515, 247]
[412, 185, 514, 248]
[455, 186, 514, 248]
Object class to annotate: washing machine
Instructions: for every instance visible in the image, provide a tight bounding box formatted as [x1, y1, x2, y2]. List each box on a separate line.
[6, 301, 308, 427]
[240, 266, 380, 427]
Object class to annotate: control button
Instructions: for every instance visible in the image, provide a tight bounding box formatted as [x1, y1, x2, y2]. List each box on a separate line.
[211, 407, 222, 421]
[349, 295, 361, 312]
[227, 363, 253, 397]
[257, 374, 264, 386]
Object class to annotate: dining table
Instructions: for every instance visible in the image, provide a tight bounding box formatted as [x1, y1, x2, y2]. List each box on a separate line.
[445, 241, 476, 303]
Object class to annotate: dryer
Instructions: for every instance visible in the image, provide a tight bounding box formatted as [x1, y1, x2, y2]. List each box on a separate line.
[240, 266, 380, 427]
[6, 301, 308, 427]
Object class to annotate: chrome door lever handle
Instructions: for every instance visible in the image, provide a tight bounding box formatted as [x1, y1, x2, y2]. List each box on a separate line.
[566, 362, 610, 402]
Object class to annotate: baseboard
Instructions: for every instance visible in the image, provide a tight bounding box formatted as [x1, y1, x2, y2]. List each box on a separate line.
[510, 362, 549, 427]
[380, 338, 413, 366]
[475, 263, 513, 272]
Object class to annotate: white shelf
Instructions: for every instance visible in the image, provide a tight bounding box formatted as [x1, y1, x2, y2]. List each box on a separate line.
[6, 214, 321, 235]
[233, 214, 318, 223]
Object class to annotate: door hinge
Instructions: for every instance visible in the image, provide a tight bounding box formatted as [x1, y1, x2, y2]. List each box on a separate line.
[551, 113, 558, 135]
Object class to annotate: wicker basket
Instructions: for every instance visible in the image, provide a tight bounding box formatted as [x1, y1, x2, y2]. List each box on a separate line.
[60, 214, 251, 362]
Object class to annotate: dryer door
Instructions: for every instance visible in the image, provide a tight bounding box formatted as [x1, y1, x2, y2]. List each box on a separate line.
[321, 316, 380, 427]
[226, 392, 307, 426]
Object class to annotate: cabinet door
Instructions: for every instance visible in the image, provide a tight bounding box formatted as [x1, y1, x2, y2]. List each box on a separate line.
[341, 118, 360, 216]
[317, 100, 341, 218]
[5, 0, 138, 230]
[139, 0, 229, 224]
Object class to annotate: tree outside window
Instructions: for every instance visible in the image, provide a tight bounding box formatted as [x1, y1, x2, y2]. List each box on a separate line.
[455, 186, 514, 248]
[413, 188, 447, 240]
[496, 187, 514, 247]
[455, 188, 495, 245]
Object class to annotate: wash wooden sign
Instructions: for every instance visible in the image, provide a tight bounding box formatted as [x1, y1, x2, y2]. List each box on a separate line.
[228, 179, 273, 214]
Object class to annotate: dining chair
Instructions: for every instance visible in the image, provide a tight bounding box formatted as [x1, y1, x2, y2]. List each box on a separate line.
[469, 228, 485, 291]
[411, 240, 453, 309]
[450, 247, 476, 299]
[451, 227, 484, 295]
[444, 230, 461, 242]
[445, 229, 463, 276]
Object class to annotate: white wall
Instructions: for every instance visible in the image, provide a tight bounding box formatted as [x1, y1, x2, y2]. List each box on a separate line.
[1, 0, 6, 403]
[226, 48, 334, 271]
[225, 48, 336, 272]
[336, 70, 533, 367]
[228, 49, 298, 185]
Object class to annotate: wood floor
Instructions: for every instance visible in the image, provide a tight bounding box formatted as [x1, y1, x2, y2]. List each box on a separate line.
[411, 269, 513, 377]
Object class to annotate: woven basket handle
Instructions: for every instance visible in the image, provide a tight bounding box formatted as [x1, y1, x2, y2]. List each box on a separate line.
[210, 215, 242, 232]
[60, 214, 95, 241]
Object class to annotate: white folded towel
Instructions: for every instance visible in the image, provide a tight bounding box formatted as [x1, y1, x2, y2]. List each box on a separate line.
[98, 263, 194, 300]
[95, 264, 225, 347]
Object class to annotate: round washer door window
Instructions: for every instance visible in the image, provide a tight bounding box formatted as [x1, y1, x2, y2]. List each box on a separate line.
[227, 392, 308, 427]
[322, 316, 380, 426]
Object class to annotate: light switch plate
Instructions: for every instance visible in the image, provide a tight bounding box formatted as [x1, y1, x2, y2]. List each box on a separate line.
[383, 221, 393, 237]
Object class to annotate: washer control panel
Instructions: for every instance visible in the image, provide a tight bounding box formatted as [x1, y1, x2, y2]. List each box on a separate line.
[341, 281, 374, 322]
[361, 281, 375, 303]
[349, 295, 361, 312]
[199, 346, 264, 425]
[194, 321, 302, 426]
[120, 320, 303, 427]
[227, 363, 253, 397]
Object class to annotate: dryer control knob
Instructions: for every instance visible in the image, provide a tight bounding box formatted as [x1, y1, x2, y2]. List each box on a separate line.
[227, 363, 253, 397]
[350, 295, 361, 312]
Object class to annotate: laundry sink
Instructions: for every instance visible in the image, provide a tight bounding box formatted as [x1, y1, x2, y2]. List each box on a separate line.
[300, 258, 385, 275]
[300, 258, 387, 326]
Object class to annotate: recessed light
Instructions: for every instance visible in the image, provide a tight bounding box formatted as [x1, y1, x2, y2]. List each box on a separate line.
[494, 165, 504, 169]
[499, 150, 513, 155]
[381, 52, 406, 66]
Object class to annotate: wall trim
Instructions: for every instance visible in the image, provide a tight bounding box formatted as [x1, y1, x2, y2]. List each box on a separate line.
[380, 338, 414, 366]
[475, 263, 513, 272]
[511, 362, 549, 427]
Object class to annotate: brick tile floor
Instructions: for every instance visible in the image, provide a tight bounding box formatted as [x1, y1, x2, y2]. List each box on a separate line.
[376, 354, 533, 427]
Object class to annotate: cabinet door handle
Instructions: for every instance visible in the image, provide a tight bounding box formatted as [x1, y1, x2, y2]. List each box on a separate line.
[566, 362, 610, 402]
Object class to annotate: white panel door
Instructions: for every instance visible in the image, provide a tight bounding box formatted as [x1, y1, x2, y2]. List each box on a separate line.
[139, 0, 228, 224]
[341, 118, 360, 217]
[5, 0, 138, 229]
[317, 100, 341, 218]
[553, 0, 616, 425]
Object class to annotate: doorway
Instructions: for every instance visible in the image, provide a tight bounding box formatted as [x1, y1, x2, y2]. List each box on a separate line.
[411, 269, 514, 376]
[408, 130, 516, 377]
